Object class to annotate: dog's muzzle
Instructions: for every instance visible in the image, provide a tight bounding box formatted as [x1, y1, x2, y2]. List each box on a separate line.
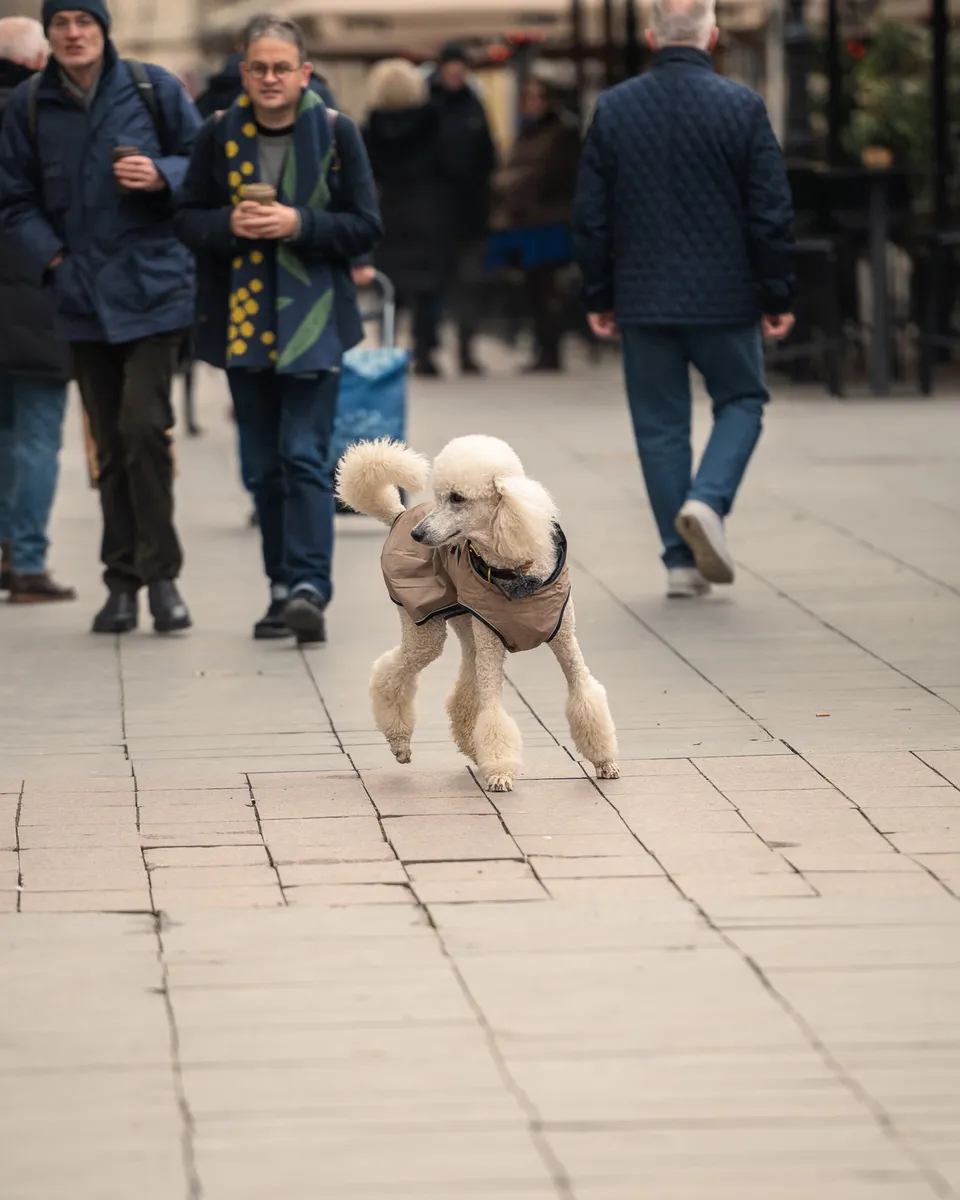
[411, 521, 459, 546]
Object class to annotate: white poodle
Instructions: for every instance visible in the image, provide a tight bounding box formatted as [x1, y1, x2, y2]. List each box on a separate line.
[336, 435, 619, 792]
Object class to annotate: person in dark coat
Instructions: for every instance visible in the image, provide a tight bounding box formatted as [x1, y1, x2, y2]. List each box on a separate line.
[429, 43, 497, 373]
[488, 71, 581, 372]
[0, 16, 74, 603]
[175, 15, 382, 644]
[363, 58, 454, 377]
[0, 0, 202, 635]
[572, 0, 796, 600]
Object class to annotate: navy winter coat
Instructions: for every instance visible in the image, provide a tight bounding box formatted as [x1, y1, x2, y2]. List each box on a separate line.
[0, 58, 69, 379]
[0, 41, 202, 344]
[572, 47, 796, 325]
[174, 110, 382, 371]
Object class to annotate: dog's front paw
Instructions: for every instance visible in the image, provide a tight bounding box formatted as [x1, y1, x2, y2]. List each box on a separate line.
[485, 774, 514, 792]
[389, 741, 412, 765]
[596, 761, 620, 780]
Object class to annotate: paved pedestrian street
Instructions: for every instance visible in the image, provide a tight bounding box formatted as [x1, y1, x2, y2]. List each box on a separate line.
[2, 355, 960, 1199]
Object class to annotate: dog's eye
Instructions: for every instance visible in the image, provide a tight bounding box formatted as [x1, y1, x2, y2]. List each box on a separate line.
[448, 492, 466, 505]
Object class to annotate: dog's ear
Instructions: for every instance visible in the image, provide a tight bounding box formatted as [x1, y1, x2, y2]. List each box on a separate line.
[490, 475, 558, 564]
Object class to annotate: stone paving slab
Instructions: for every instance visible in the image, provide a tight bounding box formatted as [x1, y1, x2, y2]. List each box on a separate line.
[2, 356, 960, 1197]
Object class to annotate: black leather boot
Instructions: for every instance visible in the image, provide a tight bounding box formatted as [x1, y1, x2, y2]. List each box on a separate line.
[148, 580, 192, 633]
[283, 587, 326, 645]
[92, 590, 138, 634]
[8, 572, 77, 603]
[254, 592, 294, 641]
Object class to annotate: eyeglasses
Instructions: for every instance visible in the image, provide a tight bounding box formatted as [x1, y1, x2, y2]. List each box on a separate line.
[246, 62, 298, 80]
[50, 13, 96, 28]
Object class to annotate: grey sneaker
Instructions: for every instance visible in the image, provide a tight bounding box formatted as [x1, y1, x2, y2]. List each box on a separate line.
[675, 500, 735, 584]
[667, 567, 712, 598]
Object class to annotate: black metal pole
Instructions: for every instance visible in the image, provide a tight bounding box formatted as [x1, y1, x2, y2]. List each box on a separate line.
[826, 0, 842, 165]
[603, 0, 615, 87]
[571, 0, 585, 119]
[867, 172, 891, 395]
[931, 0, 949, 228]
[783, 0, 814, 161]
[625, 0, 640, 77]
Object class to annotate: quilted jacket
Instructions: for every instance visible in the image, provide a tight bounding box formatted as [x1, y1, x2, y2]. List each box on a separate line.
[572, 47, 796, 324]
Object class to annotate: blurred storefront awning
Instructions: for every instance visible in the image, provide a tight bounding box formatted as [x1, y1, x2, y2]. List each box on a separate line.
[200, 0, 773, 46]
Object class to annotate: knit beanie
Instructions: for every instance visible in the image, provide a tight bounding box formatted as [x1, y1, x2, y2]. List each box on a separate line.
[438, 43, 467, 65]
[42, 0, 111, 34]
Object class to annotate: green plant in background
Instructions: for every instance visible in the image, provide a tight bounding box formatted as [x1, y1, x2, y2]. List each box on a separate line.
[840, 20, 960, 204]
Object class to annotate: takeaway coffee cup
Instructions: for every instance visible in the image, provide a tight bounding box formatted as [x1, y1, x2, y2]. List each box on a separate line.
[244, 184, 277, 205]
[111, 146, 140, 194]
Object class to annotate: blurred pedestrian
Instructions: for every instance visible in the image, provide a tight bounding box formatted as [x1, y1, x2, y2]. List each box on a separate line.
[0, 15, 74, 604]
[176, 15, 381, 644]
[429, 43, 497, 374]
[573, 0, 796, 598]
[0, 0, 201, 634]
[363, 58, 453, 378]
[487, 70, 581, 373]
[195, 15, 336, 117]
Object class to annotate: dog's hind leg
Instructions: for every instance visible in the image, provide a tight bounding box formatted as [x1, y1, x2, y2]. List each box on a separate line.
[471, 622, 522, 791]
[549, 601, 620, 780]
[370, 611, 446, 764]
[446, 615, 479, 763]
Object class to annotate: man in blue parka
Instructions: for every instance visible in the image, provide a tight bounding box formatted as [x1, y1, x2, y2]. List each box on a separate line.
[0, 0, 202, 635]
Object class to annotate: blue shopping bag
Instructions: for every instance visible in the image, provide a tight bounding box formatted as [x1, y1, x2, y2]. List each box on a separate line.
[328, 272, 409, 477]
[328, 345, 409, 474]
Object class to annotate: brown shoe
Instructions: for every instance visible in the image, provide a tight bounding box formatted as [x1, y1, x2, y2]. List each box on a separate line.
[0, 541, 12, 592]
[8, 573, 77, 604]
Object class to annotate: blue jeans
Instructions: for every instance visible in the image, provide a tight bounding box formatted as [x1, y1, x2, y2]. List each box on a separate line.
[0, 374, 68, 574]
[621, 324, 769, 569]
[227, 368, 340, 603]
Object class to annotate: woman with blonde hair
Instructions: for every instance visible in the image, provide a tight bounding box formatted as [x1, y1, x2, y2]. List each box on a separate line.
[363, 58, 455, 376]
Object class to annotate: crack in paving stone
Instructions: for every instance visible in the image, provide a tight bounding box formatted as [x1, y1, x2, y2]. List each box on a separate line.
[419, 903, 575, 1200]
[152, 912, 203, 1200]
[244, 773, 288, 905]
[14, 778, 24, 912]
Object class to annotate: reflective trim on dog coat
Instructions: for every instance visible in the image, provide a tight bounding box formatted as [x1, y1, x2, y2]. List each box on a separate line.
[381, 502, 571, 653]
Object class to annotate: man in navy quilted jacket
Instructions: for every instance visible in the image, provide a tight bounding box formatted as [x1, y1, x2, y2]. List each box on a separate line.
[572, 0, 796, 598]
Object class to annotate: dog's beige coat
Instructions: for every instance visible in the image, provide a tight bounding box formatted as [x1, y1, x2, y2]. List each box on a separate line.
[381, 502, 571, 653]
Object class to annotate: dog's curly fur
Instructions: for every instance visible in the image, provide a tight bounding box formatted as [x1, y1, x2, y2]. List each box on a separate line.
[337, 436, 619, 791]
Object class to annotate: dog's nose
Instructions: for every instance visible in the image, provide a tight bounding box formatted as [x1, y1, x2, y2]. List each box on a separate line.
[410, 526, 426, 543]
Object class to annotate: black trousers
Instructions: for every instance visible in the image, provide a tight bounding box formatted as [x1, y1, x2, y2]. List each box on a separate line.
[72, 332, 184, 592]
[395, 293, 441, 365]
[524, 264, 565, 367]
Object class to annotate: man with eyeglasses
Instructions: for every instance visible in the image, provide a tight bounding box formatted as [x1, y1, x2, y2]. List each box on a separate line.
[0, 0, 202, 635]
[195, 14, 337, 118]
[176, 16, 382, 644]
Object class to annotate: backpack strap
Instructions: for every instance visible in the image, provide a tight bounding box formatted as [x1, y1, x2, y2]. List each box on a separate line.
[125, 59, 158, 126]
[123, 59, 169, 154]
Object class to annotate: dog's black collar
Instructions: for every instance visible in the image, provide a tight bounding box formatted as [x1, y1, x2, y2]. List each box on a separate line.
[465, 525, 567, 595]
